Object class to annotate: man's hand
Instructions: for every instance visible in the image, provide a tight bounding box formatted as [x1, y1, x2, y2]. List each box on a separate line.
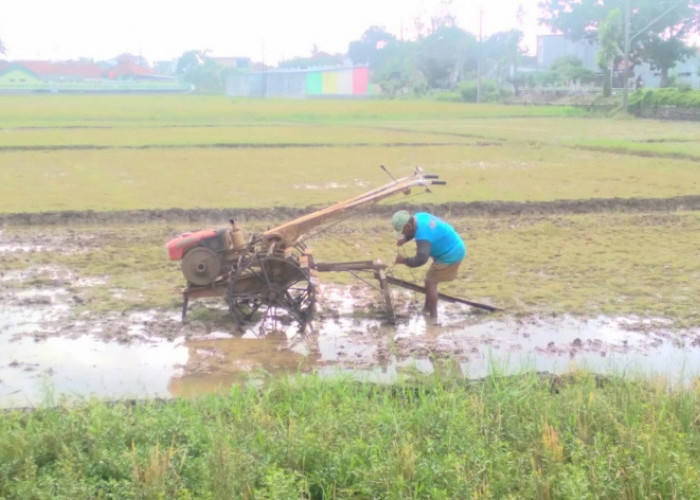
[396, 236, 407, 247]
[394, 254, 406, 265]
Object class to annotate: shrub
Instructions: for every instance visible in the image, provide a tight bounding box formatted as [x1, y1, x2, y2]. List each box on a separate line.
[458, 79, 510, 103]
[628, 87, 700, 113]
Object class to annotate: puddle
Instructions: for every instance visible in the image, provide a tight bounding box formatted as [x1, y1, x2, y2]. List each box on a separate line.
[2, 268, 699, 408]
[3, 305, 700, 408]
[1, 336, 186, 408]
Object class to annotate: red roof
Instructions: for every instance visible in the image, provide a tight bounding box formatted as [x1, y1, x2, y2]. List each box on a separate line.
[107, 63, 155, 78]
[1, 56, 160, 80]
[14, 60, 105, 78]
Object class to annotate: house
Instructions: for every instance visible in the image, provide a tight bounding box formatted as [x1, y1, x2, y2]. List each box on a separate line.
[634, 49, 700, 90]
[0, 62, 44, 87]
[537, 34, 599, 71]
[536, 34, 700, 90]
[0, 56, 189, 93]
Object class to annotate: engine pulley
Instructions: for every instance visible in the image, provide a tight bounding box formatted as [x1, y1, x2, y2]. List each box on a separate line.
[181, 247, 222, 285]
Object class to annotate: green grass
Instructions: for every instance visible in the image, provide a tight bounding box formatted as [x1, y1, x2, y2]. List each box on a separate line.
[1, 96, 698, 213]
[0, 95, 582, 127]
[0, 124, 476, 148]
[1, 141, 698, 212]
[2, 372, 700, 499]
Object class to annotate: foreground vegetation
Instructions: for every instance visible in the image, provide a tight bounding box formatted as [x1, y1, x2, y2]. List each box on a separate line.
[2, 372, 700, 499]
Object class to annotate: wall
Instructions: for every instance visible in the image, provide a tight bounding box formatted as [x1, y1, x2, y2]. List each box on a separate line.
[637, 105, 700, 121]
[226, 66, 373, 98]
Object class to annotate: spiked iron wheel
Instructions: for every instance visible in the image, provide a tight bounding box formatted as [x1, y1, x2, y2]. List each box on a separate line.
[226, 255, 316, 333]
[181, 247, 222, 286]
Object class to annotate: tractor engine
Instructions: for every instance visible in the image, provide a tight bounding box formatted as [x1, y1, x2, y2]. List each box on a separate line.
[167, 220, 247, 286]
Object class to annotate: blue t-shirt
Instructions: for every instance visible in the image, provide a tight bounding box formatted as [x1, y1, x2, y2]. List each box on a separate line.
[414, 212, 466, 264]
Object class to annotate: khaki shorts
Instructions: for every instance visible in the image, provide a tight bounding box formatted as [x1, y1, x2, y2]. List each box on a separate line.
[425, 260, 462, 283]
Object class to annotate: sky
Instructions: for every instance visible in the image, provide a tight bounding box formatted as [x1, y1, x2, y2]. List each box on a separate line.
[1, 0, 552, 65]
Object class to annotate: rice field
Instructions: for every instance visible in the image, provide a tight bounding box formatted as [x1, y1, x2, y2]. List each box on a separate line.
[2, 94, 700, 499]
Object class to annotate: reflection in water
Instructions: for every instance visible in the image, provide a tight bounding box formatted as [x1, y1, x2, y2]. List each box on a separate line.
[3, 303, 700, 408]
[168, 331, 322, 397]
[0, 335, 187, 408]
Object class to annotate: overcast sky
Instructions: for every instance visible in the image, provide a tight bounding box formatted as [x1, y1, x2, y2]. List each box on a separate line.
[1, 0, 551, 65]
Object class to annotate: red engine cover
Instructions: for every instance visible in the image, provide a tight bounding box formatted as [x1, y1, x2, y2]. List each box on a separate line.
[166, 229, 218, 261]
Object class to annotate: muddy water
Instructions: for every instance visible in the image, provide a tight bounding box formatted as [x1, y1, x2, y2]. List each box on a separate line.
[3, 285, 700, 408]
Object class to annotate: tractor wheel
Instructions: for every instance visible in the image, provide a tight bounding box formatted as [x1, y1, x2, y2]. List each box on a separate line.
[181, 246, 222, 286]
[226, 255, 316, 334]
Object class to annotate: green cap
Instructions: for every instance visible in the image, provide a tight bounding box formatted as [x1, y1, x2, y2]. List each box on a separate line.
[391, 210, 411, 236]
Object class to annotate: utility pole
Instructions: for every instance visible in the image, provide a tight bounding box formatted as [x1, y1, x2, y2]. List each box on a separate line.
[477, 8, 483, 103]
[623, 0, 631, 112]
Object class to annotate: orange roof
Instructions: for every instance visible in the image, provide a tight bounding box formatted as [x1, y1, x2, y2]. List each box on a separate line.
[108, 63, 155, 77]
[2, 59, 164, 79]
[15, 60, 105, 78]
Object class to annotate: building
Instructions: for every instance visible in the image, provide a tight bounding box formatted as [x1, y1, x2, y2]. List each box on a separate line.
[537, 35, 599, 71]
[536, 34, 700, 90]
[0, 56, 189, 93]
[226, 66, 376, 98]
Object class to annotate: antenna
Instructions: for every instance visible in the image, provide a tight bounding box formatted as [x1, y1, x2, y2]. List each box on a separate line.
[380, 164, 397, 182]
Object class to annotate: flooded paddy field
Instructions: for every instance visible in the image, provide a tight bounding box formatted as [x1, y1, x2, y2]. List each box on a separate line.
[3, 291, 700, 408]
[2, 210, 700, 408]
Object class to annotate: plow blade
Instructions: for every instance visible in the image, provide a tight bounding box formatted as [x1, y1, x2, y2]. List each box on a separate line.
[313, 260, 501, 315]
[384, 276, 502, 312]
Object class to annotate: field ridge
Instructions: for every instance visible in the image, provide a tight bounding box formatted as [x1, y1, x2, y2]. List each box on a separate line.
[2, 194, 699, 226]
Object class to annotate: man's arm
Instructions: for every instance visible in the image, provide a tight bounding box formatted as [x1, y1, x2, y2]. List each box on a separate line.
[396, 234, 414, 247]
[396, 240, 431, 267]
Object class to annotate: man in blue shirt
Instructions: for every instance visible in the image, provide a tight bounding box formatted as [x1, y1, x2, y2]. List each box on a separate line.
[392, 210, 466, 321]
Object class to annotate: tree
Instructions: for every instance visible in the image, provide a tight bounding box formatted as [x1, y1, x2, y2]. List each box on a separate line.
[417, 25, 476, 89]
[550, 56, 596, 86]
[371, 39, 423, 97]
[597, 8, 624, 96]
[176, 50, 208, 75]
[483, 30, 525, 93]
[176, 50, 224, 93]
[277, 52, 345, 69]
[539, 0, 700, 87]
[347, 26, 396, 68]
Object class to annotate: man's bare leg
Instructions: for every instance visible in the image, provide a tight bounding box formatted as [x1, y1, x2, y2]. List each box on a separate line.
[425, 280, 439, 319]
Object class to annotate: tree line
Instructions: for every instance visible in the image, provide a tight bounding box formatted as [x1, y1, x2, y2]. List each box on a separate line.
[178, 0, 698, 97]
[6, 1, 693, 98]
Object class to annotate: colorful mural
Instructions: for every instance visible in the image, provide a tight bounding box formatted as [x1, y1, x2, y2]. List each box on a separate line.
[227, 66, 376, 98]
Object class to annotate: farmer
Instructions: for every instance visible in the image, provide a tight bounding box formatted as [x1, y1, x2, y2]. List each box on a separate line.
[392, 210, 466, 322]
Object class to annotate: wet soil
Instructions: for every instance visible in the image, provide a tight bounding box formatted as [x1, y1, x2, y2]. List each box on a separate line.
[2, 196, 700, 407]
[3, 260, 700, 408]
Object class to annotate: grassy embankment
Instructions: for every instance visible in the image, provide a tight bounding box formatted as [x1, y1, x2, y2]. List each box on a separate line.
[2, 95, 700, 498]
[3, 373, 700, 498]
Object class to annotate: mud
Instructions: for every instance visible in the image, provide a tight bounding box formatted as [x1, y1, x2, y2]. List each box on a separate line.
[2, 209, 700, 408]
[2, 195, 700, 227]
[3, 271, 700, 408]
